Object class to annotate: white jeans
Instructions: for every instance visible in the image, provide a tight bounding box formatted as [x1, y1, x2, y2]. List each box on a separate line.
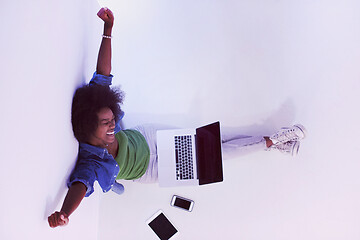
[130, 124, 267, 183]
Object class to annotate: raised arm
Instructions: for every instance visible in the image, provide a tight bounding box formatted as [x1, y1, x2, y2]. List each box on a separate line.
[48, 182, 87, 228]
[96, 7, 114, 76]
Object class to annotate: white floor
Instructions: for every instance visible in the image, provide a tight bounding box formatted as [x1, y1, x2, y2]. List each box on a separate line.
[1, 1, 360, 240]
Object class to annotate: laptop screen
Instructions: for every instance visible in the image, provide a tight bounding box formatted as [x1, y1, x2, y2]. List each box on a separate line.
[196, 121, 223, 185]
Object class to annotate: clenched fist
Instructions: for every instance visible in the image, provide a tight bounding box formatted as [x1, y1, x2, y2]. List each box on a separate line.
[97, 7, 114, 28]
[48, 211, 69, 228]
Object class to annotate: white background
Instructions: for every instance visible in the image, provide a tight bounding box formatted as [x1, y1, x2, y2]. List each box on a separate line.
[1, 0, 360, 239]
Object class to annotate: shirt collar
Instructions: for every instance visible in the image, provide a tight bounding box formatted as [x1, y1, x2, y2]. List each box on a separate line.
[79, 142, 108, 159]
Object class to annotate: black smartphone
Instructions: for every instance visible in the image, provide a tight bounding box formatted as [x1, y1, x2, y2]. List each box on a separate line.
[170, 195, 194, 212]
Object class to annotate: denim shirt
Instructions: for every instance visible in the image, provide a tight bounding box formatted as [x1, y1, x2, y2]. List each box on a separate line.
[67, 72, 124, 197]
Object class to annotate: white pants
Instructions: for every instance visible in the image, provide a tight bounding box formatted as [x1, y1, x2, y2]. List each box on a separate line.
[131, 124, 267, 183]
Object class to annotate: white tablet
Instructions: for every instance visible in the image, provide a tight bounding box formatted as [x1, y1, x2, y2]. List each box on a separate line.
[146, 210, 179, 240]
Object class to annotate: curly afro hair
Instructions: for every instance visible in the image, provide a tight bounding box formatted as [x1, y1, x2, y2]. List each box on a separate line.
[71, 84, 125, 143]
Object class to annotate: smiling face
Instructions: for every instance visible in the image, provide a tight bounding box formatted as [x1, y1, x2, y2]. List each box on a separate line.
[88, 107, 116, 147]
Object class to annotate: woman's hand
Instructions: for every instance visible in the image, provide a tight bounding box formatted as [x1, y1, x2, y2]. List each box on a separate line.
[97, 7, 114, 28]
[48, 211, 69, 228]
[47, 182, 86, 228]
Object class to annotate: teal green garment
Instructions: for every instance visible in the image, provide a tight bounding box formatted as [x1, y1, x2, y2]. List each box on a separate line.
[114, 130, 150, 180]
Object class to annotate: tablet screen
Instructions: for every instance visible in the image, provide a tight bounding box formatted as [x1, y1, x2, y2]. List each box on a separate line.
[148, 212, 178, 240]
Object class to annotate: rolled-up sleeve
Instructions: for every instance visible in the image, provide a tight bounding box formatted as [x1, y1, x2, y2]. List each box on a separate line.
[89, 72, 113, 86]
[68, 162, 96, 197]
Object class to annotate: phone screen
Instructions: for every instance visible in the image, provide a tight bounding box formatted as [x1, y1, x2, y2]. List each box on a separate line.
[174, 197, 192, 210]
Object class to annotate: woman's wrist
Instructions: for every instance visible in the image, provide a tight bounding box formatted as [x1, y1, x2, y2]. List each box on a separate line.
[59, 210, 69, 219]
[103, 24, 113, 35]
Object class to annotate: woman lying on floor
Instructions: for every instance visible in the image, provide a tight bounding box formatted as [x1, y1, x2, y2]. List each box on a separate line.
[48, 7, 307, 228]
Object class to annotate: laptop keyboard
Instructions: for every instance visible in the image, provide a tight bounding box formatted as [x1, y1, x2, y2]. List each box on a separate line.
[174, 135, 194, 180]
